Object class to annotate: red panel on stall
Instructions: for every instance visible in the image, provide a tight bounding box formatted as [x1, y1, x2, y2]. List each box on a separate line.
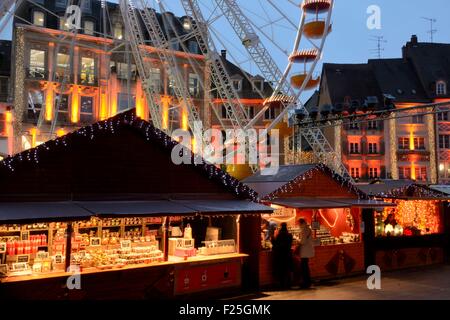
[174, 261, 241, 295]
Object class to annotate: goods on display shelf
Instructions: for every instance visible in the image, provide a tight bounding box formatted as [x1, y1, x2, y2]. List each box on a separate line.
[198, 240, 236, 256]
[0, 215, 240, 281]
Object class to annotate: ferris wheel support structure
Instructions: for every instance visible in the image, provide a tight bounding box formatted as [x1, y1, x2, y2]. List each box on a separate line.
[119, 0, 163, 130]
[179, 0, 249, 131]
[214, 0, 351, 180]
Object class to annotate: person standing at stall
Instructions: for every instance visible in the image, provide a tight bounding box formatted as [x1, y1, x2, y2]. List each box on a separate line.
[297, 218, 315, 289]
[271, 222, 293, 290]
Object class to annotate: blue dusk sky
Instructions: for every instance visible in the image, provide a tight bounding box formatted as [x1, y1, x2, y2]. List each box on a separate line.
[1, 0, 449, 75]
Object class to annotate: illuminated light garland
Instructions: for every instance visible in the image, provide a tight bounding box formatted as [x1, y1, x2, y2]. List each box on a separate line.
[0, 109, 258, 201]
[264, 163, 367, 201]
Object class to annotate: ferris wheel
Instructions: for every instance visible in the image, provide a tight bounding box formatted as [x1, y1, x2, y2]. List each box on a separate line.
[0, 0, 350, 179]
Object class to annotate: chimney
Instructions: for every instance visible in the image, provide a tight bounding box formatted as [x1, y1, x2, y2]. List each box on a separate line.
[411, 35, 418, 45]
[221, 50, 227, 59]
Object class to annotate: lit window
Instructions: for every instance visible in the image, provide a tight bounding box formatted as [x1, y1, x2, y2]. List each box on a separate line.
[29, 49, 46, 79]
[398, 137, 410, 150]
[369, 168, 378, 179]
[32, 11, 45, 27]
[183, 19, 192, 31]
[232, 79, 242, 91]
[368, 143, 378, 154]
[84, 20, 95, 35]
[188, 73, 200, 97]
[113, 24, 123, 40]
[437, 81, 447, 96]
[439, 135, 450, 149]
[80, 56, 95, 85]
[414, 137, 425, 150]
[55, 52, 70, 81]
[349, 143, 359, 154]
[59, 17, 71, 31]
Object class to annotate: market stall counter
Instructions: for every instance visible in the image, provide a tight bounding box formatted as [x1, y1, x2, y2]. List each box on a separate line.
[243, 164, 393, 286]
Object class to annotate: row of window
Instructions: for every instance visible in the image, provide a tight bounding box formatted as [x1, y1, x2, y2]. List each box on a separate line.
[398, 137, 425, 150]
[398, 166, 428, 181]
[347, 120, 379, 130]
[348, 142, 379, 154]
[350, 167, 379, 179]
[231, 79, 264, 93]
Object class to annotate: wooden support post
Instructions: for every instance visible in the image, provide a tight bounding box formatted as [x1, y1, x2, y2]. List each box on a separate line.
[65, 223, 73, 272]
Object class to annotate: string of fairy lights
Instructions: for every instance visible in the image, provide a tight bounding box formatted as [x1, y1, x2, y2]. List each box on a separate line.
[263, 163, 368, 201]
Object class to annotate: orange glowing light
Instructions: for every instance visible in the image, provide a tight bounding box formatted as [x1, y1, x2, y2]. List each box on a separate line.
[100, 93, 108, 120]
[45, 85, 54, 121]
[136, 80, 145, 119]
[161, 95, 171, 130]
[409, 131, 415, 151]
[56, 128, 65, 137]
[5, 110, 12, 123]
[411, 162, 416, 180]
[71, 85, 79, 123]
[5, 111, 13, 155]
[181, 108, 189, 131]
[30, 127, 38, 148]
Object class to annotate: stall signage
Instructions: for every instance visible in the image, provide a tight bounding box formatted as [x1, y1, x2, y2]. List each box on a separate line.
[174, 261, 241, 295]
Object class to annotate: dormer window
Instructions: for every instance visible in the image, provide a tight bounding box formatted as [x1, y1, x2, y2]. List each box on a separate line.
[32, 10, 45, 27]
[437, 81, 447, 96]
[252, 80, 263, 92]
[232, 79, 242, 91]
[182, 19, 192, 31]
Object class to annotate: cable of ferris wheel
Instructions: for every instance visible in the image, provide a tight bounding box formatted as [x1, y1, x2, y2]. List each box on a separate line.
[158, 0, 228, 131]
[238, 2, 297, 32]
[286, 0, 301, 8]
[265, 0, 299, 30]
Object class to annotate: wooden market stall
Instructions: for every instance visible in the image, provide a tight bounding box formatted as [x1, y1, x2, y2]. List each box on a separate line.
[243, 164, 390, 286]
[0, 109, 272, 299]
[359, 180, 450, 271]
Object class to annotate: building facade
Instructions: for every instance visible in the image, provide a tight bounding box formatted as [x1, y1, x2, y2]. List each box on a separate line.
[2, 0, 274, 157]
[298, 35, 450, 184]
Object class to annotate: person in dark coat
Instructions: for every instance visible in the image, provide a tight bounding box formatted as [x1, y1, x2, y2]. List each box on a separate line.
[271, 222, 293, 290]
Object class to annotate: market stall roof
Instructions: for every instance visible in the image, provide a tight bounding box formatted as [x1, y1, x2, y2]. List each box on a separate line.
[76, 200, 195, 217]
[269, 198, 349, 209]
[243, 164, 365, 199]
[358, 180, 449, 199]
[0, 202, 92, 223]
[429, 185, 450, 196]
[330, 199, 396, 208]
[172, 200, 273, 214]
[268, 197, 394, 209]
[77, 200, 272, 217]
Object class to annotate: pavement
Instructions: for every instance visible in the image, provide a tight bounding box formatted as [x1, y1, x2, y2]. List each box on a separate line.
[250, 264, 450, 300]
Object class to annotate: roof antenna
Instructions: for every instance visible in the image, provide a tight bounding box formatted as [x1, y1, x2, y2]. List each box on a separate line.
[369, 35, 387, 59]
[422, 17, 437, 43]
